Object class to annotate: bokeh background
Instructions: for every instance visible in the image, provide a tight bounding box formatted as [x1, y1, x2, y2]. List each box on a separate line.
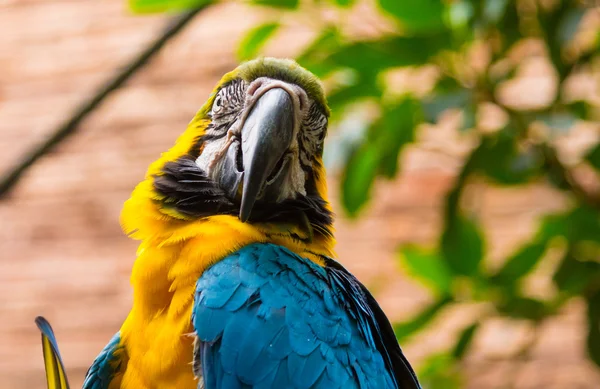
[1, 0, 599, 388]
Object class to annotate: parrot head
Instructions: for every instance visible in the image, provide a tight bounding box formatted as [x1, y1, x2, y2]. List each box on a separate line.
[125, 58, 334, 246]
[188, 57, 330, 223]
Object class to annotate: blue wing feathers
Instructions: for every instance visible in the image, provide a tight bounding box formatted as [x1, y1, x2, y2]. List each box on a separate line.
[193, 243, 410, 389]
[324, 257, 422, 389]
[82, 332, 122, 389]
[267, 325, 291, 360]
[230, 284, 260, 310]
[270, 357, 290, 389]
[296, 347, 327, 387]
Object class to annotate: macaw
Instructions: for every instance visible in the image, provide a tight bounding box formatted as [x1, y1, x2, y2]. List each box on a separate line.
[36, 58, 421, 389]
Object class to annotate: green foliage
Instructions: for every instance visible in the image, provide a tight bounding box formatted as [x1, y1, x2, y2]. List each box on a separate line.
[342, 98, 419, 215]
[417, 353, 463, 389]
[129, 0, 211, 13]
[452, 323, 479, 359]
[586, 144, 600, 170]
[394, 296, 452, 343]
[250, 0, 298, 9]
[474, 133, 543, 185]
[553, 248, 600, 295]
[295, 28, 342, 78]
[399, 246, 453, 295]
[377, 0, 446, 33]
[329, 0, 354, 7]
[327, 34, 453, 74]
[587, 290, 600, 366]
[441, 213, 484, 277]
[132, 0, 600, 381]
[491, 240, 548, 286]
[341, 142, 379, 217]
[496, 295, 553, 321]
[237, 22, 280, 61]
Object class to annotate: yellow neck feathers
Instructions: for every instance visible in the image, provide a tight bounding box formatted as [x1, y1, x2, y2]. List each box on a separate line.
[116, 169, 335, 388]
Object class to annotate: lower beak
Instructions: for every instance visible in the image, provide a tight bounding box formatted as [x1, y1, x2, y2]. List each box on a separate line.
[238, 88, 295, 222]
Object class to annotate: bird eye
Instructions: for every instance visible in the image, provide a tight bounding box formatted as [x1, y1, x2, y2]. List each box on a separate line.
[213, 95, 224, 113]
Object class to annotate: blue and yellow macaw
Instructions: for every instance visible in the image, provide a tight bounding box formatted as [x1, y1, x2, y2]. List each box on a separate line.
[36, 58, 421, 389]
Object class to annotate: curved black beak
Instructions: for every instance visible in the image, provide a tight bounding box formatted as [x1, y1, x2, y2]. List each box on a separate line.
[238, 88, 294, 222]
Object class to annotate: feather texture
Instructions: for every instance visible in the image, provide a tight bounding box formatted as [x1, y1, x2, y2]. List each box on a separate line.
[80, 57, 419, 389]
[35, 317, 70, 389]
[193, 243, 419, 388]
[82, 332, 124, 389]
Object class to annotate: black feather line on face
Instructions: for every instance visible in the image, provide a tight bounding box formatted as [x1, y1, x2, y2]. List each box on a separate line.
[153, 156, 333, 240]
[154, 158, 234, 217]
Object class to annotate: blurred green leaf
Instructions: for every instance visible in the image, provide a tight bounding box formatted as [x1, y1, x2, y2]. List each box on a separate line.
[586, 290, 600, 367]
[567, 101, 592, 121]
[497, 296, 551, 321]
[376, 98, 420, 178]
[538, 212, 568, 240]
[435, 75, 464, 93]
[378, 0, 446, 33]
[251, 0, 298, 9]
[237, 22, 280, 61]
[441, 213, 484, 277]
[327, 74, 381, 114]
[537, 205, 600, 244]
[329, 34, 452, 75]
[475, 132, 543, 185]
[445, 185, 463, 224]
[585, 144, 600, 171]
[329, 0, 355, 7]
[340, 98, 419, 215]
[417, 353, 463, 389]
[399, 246, 453, 294]
[554, 248, 600, 295]
[491, 210, 572, 286]
[438, 138, 491, 277]
[341, 145, 379, 217]
[129, 0, 210, 13]
[494, 0, 521, 55]
[297, 27, 342, 78]
[546, 157, 573, 192]
[394, 296, 452, 342]
[492, 241, 548, 286]
[502, 206, 600, 302]
[564, 205, 600, 242]
[538, 1, 571, 80]
[452, 323, 479, 360]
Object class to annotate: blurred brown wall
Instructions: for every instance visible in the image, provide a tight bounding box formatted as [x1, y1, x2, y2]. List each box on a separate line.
[1, 1, 598, 388]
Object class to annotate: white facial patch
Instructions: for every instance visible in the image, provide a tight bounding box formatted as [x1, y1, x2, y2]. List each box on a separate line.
[195, 135, 229, 178]
[195, 77, 316, 201]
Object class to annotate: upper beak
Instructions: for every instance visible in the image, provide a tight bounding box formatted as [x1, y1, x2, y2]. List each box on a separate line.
[238, 87, 295, 222]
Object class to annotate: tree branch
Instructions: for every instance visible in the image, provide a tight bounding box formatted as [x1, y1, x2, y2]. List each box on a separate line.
[0, 6, 211, 199]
